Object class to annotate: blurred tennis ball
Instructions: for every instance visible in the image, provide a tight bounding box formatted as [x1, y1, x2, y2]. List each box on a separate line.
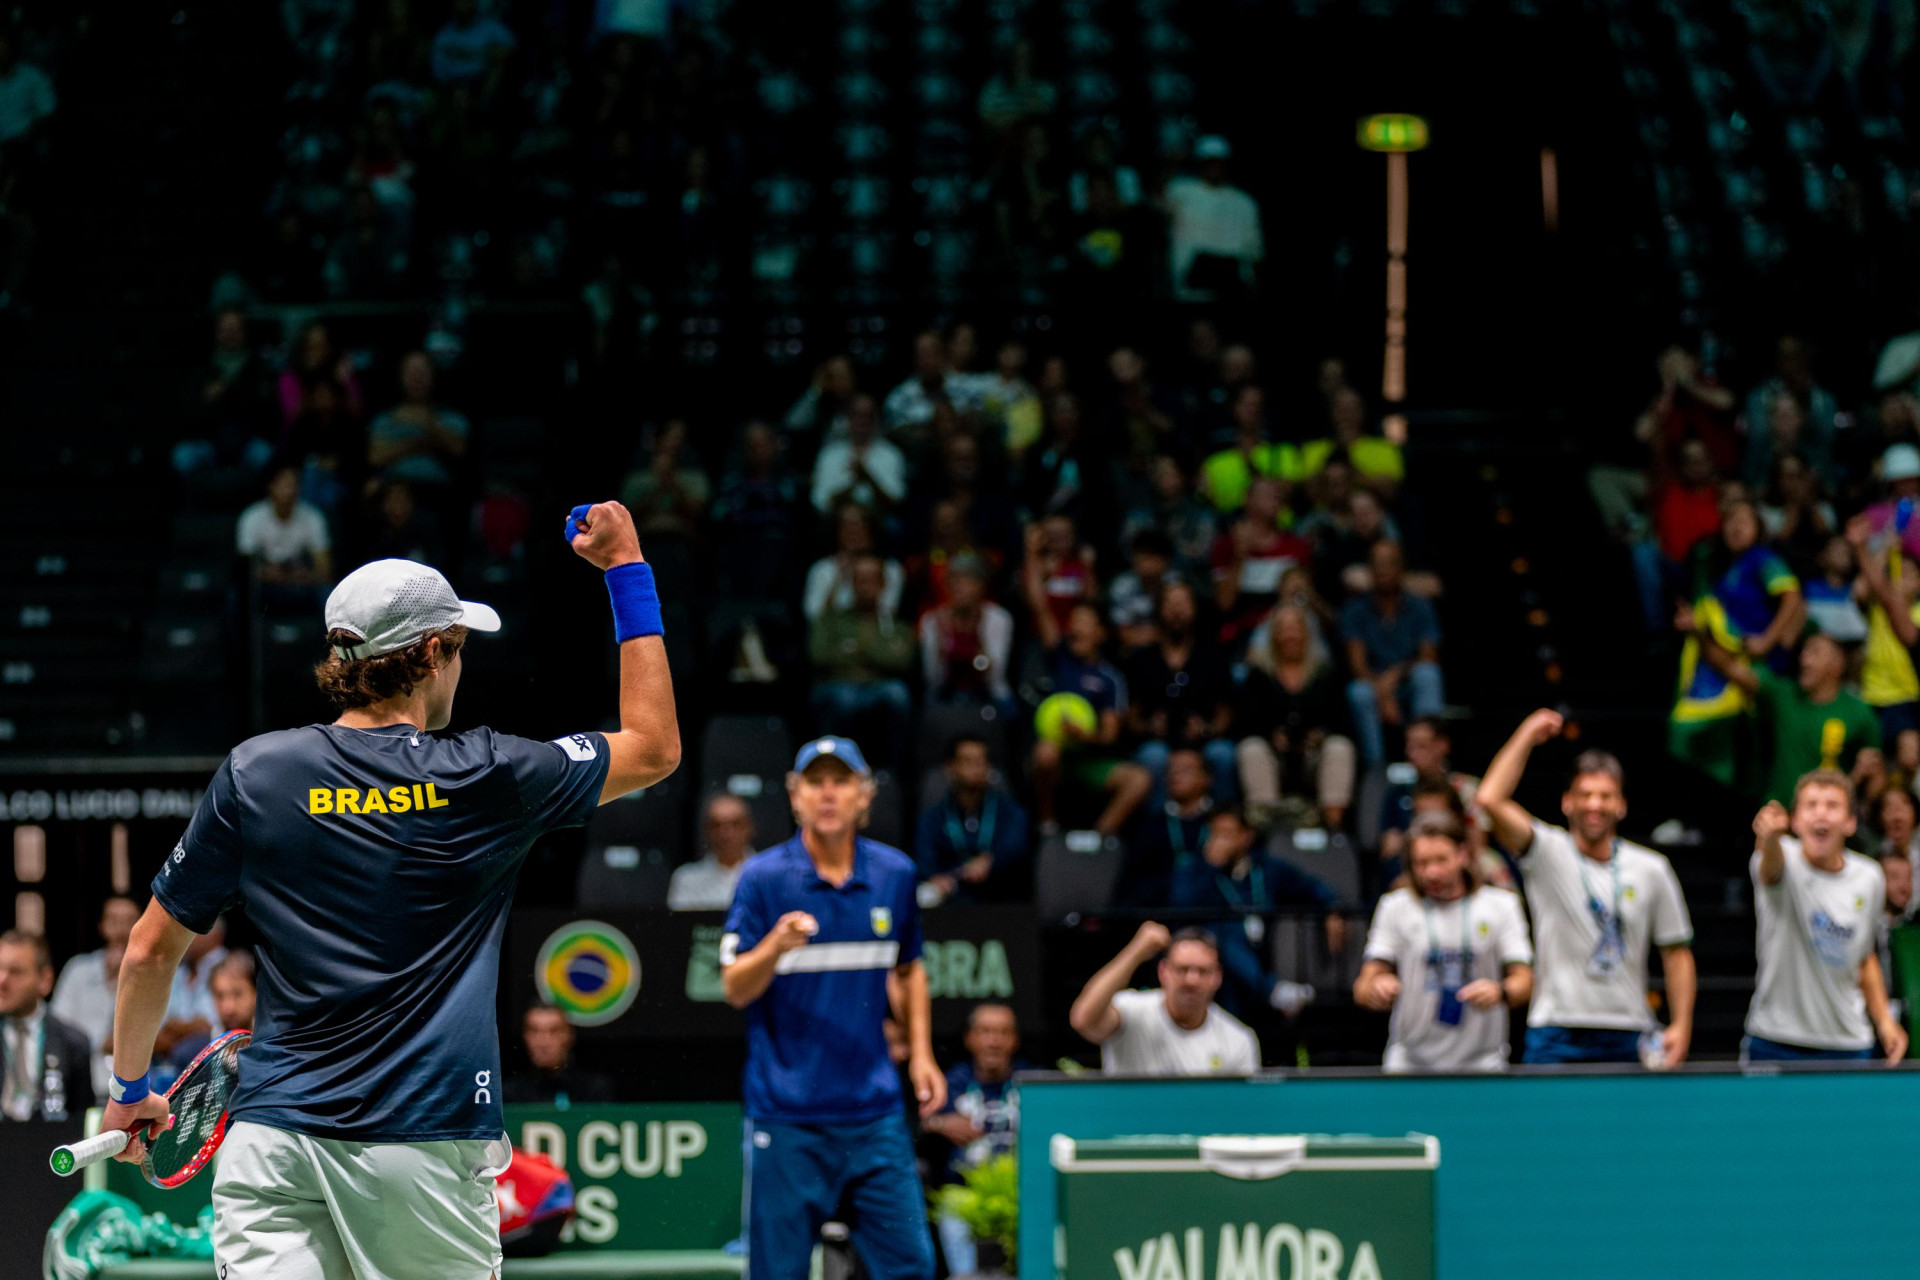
[1034, 692, 1097, 744]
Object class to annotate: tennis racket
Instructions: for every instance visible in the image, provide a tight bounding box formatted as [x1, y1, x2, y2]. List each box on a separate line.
[50, 1029, 249, 1187]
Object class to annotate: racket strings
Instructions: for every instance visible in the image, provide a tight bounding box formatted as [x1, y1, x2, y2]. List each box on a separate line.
[150, 1039, 242, 1178]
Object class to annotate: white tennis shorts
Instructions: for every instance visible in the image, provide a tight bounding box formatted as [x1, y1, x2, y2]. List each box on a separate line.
[212, 1120, 509, 1280]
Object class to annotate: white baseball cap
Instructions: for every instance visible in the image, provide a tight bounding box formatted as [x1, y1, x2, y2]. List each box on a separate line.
[1884, 443, 1920, 483]
[324, 559, 501, 660]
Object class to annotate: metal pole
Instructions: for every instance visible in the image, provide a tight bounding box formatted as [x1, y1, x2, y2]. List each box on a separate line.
[1382, 151, 1409, 442]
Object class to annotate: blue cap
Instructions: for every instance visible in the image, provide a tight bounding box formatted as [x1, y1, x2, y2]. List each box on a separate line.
[793, 736, 872, 777]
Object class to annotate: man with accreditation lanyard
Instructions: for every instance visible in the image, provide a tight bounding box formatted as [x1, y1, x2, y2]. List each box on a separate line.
[722, 735, 944, 1280]
[1746, 772, 1909, 1063]
[1355, 812, 1533, 1071]
[1479, 709, 1697, 1066]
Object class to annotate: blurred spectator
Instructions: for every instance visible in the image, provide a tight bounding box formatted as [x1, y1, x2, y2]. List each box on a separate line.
[1874, 788, 1920, 864]
[712, 421, 802, 598]
[1631, 438, 1722, 632]
[1804, 535, 1869, 642]
[153, 918, 227, 1059]
[908, 500, 1002, 614]
[277, 321, 363, 429]
[931, 431, 1019, 555]
[784, 355, 859, 452]
[1744, 340, 1838, 486]
[885, 331, 969, 435]
[50, 895, 141, 1099]
[1029, 602, 1152, 837]
[1194, 344, 1258, 447]
[505, 1004, 615, 1106]
[1102, 347, 1183, 475]
[919, 554, 1014, 714]
[1128, 581, 1236, 803]
[1212, 477, 1313, 643]
[237, 463, 335, 589]
[1880, 849, 1916, 1024]
[325, 186, 410, 298]
[1200, 386, 1287, 514]
[1068, 922, 1259, 1074]
[1236, 605, 1356, 831]
[977, 39, 1055, 137]
[0, 30, 54, 152]
[581, 253, 655, 368]
[208, 950, 256, 1035]
[925, 1004, 1022, 1278]
[1758, 453, 1835, 578]
[619, 418, 710, 541]
[1860, 440, 1920, 561]
[176, 310, 277, 474]
[668, 795, 756, 911]
[431, 0, 515, 91]
[1109, 528, 1179, 650]
[1638, 343, 1738, 474]
[808, 554, 914, 766]
[806, 503, 905, 622]
[1021, 515, 1097, 636]
[1849, 510, 1920, 742]
[1170, 807, 1334, 1018]
[973, 341, 1043, 461]
[1378, 720, 1496, 871]
[1165, 136, 1262, 302]
[1671, 503, 1803, 786]
[1702, 631, 1880, 807]
[1301, 388, 1403, 502]
[812, 394, 907, 515]
[0, 929, 92, 1121]
[1067, 131, 1141, 212]
[365, 480, 444, 567]
[367, 351, 469, 492]
[915, 736, 1030, 905]
[1305, 485, 1400, 601]
[989, 124, 1064, 291]
[1119, 747, 1217, 907]
[1342, 542, 1444, 764]
[1020, 393, 1115, 532]
[1068, 172, 1159, 301]
[1121, 455, 1217, 579]
[1354, 812, 1533, 1073]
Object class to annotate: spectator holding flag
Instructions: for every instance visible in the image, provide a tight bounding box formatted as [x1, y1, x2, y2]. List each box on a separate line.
[1745, 778, 1908, 1064]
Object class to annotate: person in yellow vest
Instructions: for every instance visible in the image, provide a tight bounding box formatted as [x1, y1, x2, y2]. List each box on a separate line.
[1298, 387, 1404, 503]
[1849, 512, 1920, 744]
[1200, 386, 1299, 514]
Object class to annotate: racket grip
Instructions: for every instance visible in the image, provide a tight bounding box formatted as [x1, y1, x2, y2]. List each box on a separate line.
[50, 1128, 130, 1176]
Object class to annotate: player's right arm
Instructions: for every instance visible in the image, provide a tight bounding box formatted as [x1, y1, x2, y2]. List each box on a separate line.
[1476, 709, 1562, 855]
[720, 912, 819, 1008]
[103, 900, 195, 1161]
[567, 501, 683, 803]
[1069, 920, 1168, 1045]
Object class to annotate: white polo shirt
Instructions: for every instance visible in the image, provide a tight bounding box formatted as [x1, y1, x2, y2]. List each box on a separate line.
[1364, 885, 1532, 1072]
[1101, 989, 1258, 1076]
[1519, 821, 1693, 1031]
[1747, 838, 1884, 1051]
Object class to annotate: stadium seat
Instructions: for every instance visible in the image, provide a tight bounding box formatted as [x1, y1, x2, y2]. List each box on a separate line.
[701, 714, 795, 783]
[1036, 831, 1123, 919]
[1267, 829, 1362, 908]
[586, 770, 691, 862]
[575, 843, 675, 908]
[1268, 912, 1368, 995]
[865, 770, 904, 847]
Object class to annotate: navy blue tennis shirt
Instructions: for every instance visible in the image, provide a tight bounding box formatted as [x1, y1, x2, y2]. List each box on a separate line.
[722, 834, 923, 1125]
[153, 723, 609, 1143]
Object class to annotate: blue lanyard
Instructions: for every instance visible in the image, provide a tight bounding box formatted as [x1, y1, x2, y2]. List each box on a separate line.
[1578, 842, 1624, 932]
[1422, 895, 1474, 971]
[1213, 859, 1267, 908]
[946, 795, 997, 855]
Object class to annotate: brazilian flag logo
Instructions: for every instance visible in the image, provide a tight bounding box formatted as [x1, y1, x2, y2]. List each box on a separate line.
[535, 921, 642, 1026]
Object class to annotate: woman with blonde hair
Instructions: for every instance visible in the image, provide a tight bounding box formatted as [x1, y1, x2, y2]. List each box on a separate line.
[1234, 604, 1356, 830]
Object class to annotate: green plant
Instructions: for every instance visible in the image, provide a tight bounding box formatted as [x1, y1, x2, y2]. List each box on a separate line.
[931, 1154, 1018, 1266]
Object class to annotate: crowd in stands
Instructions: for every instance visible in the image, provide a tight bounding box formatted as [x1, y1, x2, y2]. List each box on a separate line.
[0, 20, 59, 312]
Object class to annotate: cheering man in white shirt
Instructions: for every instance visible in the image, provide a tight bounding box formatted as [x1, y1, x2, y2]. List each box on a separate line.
[1356, 812, 1532, 1072]
[1746, 774, 1908, 1064]
[1069, 922, 1259, 1075]
[1479, 710, 1697, 1067]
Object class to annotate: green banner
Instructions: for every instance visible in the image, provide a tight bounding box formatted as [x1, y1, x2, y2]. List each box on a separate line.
[95, 1102, 743, 1251]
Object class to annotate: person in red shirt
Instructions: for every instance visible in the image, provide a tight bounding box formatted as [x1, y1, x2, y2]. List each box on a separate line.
[1211, 477, 1313, 645]
[1635, 438, 1721, 634]
[1639, 344, 1738, 474]
[1021, 513, 1097, 636]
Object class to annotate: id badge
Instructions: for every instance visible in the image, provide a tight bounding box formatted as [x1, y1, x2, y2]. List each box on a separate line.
[1586, 946, 1618, 979]
[1436, 986, 1464, 1026]
[1242, 915, 1265, 947]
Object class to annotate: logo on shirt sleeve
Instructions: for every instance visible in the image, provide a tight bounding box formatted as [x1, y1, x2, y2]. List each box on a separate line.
[870, 907, 893, 937]
[552, 734, 598, 762]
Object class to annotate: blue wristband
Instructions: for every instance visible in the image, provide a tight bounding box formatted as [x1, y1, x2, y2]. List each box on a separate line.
[606, 562, 663, 642]
[108, 1072, 151, 1106]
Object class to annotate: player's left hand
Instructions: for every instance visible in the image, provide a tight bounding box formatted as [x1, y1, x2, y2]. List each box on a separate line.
[1456, 979, 1503, 1010]
[909, 1053, 947, 1118]
[102, 1093, 172, 1165]
[1879, 1015, 1909, 1065]
[1662, 1023, 1691, 1069]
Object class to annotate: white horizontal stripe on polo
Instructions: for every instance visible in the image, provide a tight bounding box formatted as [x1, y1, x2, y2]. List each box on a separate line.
[775, 940, 900, 974]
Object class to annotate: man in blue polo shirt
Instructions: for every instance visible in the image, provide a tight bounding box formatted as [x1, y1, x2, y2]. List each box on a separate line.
[721, 736, 944, 1280]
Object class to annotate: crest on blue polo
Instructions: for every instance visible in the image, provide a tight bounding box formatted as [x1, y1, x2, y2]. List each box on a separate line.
[794, 736, 871, 776]
[324, 559, 502, 660]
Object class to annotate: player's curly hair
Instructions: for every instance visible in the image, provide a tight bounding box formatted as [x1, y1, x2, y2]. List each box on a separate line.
[313, 625, 467, 710]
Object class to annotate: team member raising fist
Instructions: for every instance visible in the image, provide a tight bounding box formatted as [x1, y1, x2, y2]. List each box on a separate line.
[1479, 709, 1697, 1067]
[1745, 777, 1908, 1064]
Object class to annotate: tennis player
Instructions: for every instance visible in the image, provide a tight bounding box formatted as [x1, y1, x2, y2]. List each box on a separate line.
[721, 735, 945, 1280]
[100, 501, 678, 1279]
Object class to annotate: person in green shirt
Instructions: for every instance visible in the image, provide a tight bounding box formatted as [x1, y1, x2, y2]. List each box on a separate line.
[809, 553, 916, 770]
[1704, 629, 1880, 805]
